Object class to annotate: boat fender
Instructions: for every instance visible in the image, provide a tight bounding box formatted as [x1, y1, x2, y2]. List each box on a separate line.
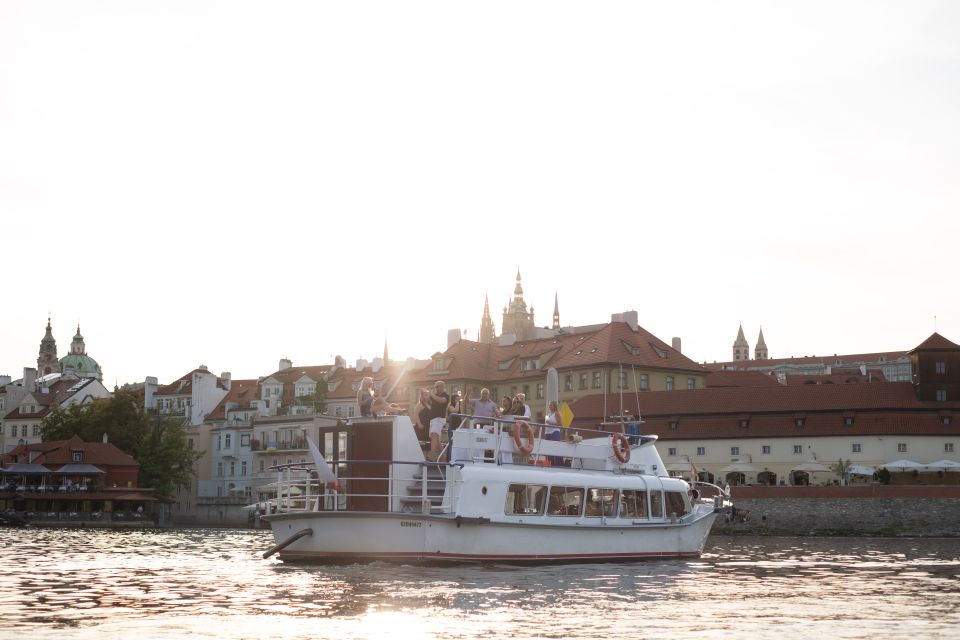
[513, 420, 535, 455]
[611, 433, 631, 463]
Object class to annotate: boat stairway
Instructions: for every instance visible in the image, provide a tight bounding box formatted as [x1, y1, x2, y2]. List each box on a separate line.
[399, 465, 449, 514]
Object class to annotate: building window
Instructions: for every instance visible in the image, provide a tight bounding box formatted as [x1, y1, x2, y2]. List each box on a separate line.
[761, 445, 771, 454]
[687, 378, 696, 390]
[259, 460, 265, 473]
[335, 406, 342, 417]
[564, 375, 573, 392]
[936, 361, 946, 374]
[217, 462, 223, 477]
[944, 416, 953, 426]
[936, 390, 947, 402]
[241, 461, 247, 476]
[730, 446, 740, 456]
[217, 435, 221, 450]
[946, 443, 955, 453]
[229, 461, 235, 476]
[536, 383, 544, 400]
[72, 451, 82, 462]
[241, 434, 250, 447]
[639, 374, 649, 391]
[665, 376, 674, 391]
[32, 425, 40, 437]
[669, 421, 678, 430]
[852, 444, 862, 453]
[793, 445, 802, 455]
[739, 419, 749, 428]
[348, 407, 355, 417]
[225, 433, 231, 448]
[618, 372, 627, 389]
[897, 443, 908, 453]
[593, 372, 602, 389]
[21, 425, 27, 437]
[668, 447, 677, 456]
[696, 447, 705, 456]
[579, 373, 588, 390]
[844, 417, 854, 426]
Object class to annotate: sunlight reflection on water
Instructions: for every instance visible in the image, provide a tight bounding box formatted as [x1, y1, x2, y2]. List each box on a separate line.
[0, 529, 958, 639]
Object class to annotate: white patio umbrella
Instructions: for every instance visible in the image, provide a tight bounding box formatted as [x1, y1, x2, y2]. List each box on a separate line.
[923, 460, 960, 472]
[846, 465, 876, 476]
[791, 461, 832, 473]
[881, 459, 924, 472]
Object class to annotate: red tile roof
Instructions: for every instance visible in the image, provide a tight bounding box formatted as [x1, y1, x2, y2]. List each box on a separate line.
[205, 379, 260, 421]
[706, 371, 782, 388]
[3, 434, 139, 467]
[909, 332, 960, 353]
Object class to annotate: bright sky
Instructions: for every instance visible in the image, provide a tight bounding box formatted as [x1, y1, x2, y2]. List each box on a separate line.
[2, 1, 958, 387]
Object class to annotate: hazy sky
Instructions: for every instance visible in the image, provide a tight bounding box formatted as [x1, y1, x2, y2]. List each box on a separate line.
[2, 1, 958, 386]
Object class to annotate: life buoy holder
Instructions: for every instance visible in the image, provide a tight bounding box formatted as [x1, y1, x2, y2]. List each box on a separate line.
[513, 420, 535, 455]
[612, 432, 631, 463]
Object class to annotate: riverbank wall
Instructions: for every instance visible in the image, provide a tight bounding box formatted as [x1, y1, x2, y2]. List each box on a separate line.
[710, 485, 960, 537]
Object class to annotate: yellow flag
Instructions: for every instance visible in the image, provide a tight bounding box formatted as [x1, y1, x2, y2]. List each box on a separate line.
[559, 402, 574, 428]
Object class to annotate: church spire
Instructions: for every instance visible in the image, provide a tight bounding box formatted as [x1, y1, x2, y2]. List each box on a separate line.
[37, 315, 59, 376]
[552, 292, 560, 330]
[733, 323, 750, 361]
[479, 293, 496, 344]
[755, 327, 768, 360]
[383, 337, 389, 364]
[501, 270, 535, 341]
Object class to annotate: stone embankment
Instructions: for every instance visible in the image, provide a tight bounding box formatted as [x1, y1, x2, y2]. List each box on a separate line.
[709, 485, 960, 537]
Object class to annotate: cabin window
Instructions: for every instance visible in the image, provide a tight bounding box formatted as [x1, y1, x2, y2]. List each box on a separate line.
[649, 491, 664, 518]
[547, 486, 584, 516]
[665, 491, 689, 518]
[619, 490, 648, 519]
[586, 488, 618, 517]
[504, 484, 547, 515]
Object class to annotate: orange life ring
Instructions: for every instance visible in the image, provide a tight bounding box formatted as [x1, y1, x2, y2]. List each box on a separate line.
[513, 420, 535, 455]
[611, 432, 631, 463]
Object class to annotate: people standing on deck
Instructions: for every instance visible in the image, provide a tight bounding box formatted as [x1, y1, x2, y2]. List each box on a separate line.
[517, 393, 532, 418]
[427, 380, 450, 461]
[543, 400, 563, 466]
[468, 388, 500, 429]
[500, 396, 513, 419]
[412, 389, 432, 443]
[447, 390, 463, 429]
[357, 377, 375, 417]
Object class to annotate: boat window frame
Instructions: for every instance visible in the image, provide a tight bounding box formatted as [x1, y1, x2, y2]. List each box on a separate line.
[504, 483, 548, 516]
[585, 487, 618, 518]
[649, 489, 665, 519]
[664, 490, 689, 518]
[619, 489, 649, 519]
[546, 485, 585, 517]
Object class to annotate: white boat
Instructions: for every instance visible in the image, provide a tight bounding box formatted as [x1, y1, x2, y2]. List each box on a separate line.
[262, 413, 729, 563]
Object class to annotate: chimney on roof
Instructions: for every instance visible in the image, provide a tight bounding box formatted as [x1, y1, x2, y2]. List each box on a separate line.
[198, 364, 208, 372]
[144, 376, 158, 410]
[611, 311, 638, 331]
[23, 367, 37, 392]
[279, 358, 292, 371]
[221, 372, 232, 390]
[672, 337, 682, 353]
[0, 375, 9, 386]
[447, 329, 462, 349]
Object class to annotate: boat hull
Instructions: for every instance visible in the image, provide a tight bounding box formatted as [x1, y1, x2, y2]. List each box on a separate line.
[264, 509, 718, 563]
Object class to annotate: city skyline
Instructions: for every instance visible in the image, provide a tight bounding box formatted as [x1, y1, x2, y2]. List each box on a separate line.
[2, 2, 957, 385]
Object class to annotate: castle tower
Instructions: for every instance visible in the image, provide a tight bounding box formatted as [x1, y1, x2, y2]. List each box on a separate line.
[37, 316, 59, 376]
[501, 269, 535, 341]
[733, 324, 750, 361]
[552, 292, 560, 330]
[755, 327, 769, 360]
[479, 293, 496, 344]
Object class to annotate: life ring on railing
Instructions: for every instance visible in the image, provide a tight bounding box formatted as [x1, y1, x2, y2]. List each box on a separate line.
[611, 432, 631, 463]
[513, 420, 535, 455]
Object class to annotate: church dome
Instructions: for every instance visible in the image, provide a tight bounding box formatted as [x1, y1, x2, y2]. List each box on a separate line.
[59, 353, 102, 379]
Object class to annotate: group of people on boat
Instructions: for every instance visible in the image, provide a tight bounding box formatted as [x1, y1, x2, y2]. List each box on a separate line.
[357, 377, 570, 463]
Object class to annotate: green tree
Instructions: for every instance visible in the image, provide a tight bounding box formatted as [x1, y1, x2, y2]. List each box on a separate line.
[41, 390, 200, 498]
[831, 458, 852, 485]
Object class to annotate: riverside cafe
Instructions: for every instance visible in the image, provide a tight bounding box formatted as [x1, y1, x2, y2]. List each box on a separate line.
[0, 462, 157, 523]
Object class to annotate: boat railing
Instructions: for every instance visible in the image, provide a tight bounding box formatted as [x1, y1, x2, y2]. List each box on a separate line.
[442, 413, 658, 471]
[264, 459, 463, 516]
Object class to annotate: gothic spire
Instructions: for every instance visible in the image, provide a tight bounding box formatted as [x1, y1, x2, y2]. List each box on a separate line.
[552, 292, 560, 330]
[733, 323, 750, 361]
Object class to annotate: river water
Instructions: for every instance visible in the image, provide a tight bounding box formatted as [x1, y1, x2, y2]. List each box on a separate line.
[1, 528, 958, 639]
